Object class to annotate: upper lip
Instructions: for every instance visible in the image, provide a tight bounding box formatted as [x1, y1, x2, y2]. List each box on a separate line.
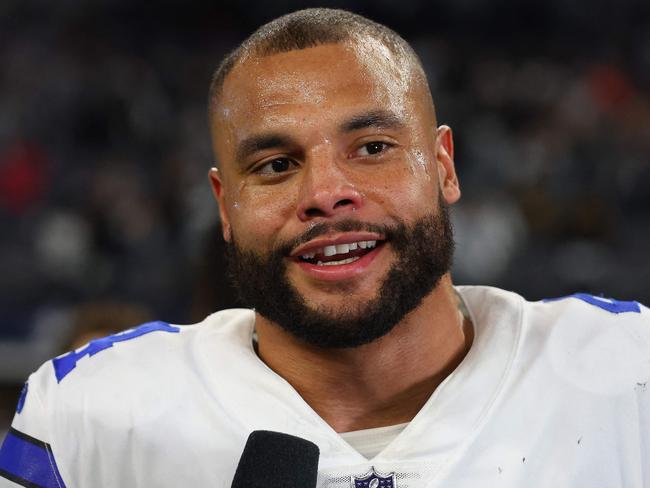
[289, 232, 385, 257]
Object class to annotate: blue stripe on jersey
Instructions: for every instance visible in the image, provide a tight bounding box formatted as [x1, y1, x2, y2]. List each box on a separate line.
[52, 320, 180, 382]
[16, 382, 28, 414]
[0, 428, 66, 488]
[544, 293, 641, 314]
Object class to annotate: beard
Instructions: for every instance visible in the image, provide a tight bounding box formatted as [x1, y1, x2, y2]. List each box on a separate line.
[225, 199, 454, 349]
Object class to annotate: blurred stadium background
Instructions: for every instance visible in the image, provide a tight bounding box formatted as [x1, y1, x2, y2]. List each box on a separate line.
[0, 0, 648, 433]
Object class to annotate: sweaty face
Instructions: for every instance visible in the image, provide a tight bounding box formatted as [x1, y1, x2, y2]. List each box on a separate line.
[211, 41, 460, 348]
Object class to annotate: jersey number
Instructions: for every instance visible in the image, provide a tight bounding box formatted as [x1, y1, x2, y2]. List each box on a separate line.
[52, 321, 180, 382]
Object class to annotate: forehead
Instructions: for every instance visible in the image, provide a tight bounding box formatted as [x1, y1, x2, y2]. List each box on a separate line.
[215, 41, 420, 134]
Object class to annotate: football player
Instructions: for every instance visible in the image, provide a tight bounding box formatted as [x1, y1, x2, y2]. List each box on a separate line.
[1, 8, 648, 488]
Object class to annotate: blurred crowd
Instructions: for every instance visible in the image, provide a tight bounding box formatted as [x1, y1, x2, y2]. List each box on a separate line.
[0, 0, 648, 396]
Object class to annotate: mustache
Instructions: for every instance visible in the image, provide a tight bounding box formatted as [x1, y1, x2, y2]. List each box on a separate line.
[277, 219, 400, 256]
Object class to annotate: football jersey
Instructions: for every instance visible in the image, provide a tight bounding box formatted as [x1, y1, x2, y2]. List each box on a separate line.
[1, 286, 648, 487]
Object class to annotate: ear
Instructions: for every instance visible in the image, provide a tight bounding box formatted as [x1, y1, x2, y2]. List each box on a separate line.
[208, 167, 232, 242]
[435, 125, 461, 205]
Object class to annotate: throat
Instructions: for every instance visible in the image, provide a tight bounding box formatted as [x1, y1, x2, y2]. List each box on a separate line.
[252, 282, 474, 433]
[304, 374, 438, 433]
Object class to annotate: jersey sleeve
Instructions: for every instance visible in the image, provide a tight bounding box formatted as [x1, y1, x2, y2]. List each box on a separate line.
[0, 365, 68, 488]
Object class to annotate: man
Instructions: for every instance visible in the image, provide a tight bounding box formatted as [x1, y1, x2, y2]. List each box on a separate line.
[1, 8, 648, 488]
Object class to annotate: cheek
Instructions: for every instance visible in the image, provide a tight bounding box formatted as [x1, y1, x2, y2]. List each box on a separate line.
[406, 148, 435, 181]
[358, 156, 439, 216]
[400, 147, 440, 208]
[227, 183, 297, 244]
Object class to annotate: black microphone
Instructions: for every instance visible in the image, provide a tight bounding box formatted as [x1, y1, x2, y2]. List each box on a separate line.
[231, 430, 320, 487]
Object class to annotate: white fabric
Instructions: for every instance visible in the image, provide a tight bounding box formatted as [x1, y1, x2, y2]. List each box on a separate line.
[341, 423, 409, 459]
[2, 286, 650, 487]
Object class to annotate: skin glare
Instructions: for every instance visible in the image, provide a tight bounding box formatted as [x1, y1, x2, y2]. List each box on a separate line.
[209, 40, 460, 313]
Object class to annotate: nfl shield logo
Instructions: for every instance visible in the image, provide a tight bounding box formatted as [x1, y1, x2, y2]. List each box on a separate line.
[351, 467, 397, 488]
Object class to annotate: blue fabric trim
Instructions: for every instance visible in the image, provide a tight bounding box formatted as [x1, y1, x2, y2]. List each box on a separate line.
[16, 382, 28, 415]
[0, 428, 66, 488]
[544, 293, 641, 314]
[52, 320, 180, 382]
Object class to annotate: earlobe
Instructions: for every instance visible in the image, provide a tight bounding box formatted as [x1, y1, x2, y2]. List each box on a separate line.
[435, 125, 461, 205]
[208, 167, 232, 242]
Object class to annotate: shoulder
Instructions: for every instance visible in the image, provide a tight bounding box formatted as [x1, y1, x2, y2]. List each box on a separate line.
[5, 309, 256, 486]
[11, 308, 256, 449]
[458, 285, 650, 376]
[25, 309, 256, 409]
[458, 285, 649, 333]
[528, 294, 650, 380]
[534, 292, 647, 316]
[526, 292, 650, 341]
[488, 288, 650, 396]
[58, 309, 254, 382]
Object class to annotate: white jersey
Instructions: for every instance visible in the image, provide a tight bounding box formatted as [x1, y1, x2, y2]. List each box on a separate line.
[1, 286, 649, 487]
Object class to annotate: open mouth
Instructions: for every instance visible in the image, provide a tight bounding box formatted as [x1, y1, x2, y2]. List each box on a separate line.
[298, 240, 382, 266]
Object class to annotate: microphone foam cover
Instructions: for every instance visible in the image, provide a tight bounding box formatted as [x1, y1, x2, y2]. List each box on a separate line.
[231, 430, 320, 488]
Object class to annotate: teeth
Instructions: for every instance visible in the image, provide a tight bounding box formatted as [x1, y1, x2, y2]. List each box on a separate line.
[316, 256, 360, 266]
[335, 243, 350, 254]
[323, 245, 337, 257]
[301, 240, 379, 261]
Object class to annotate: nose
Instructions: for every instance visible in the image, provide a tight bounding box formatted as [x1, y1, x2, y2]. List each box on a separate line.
[295, 157, 363, 222]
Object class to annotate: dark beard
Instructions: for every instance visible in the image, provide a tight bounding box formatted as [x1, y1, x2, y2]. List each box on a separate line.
[225, 201, 454, 349]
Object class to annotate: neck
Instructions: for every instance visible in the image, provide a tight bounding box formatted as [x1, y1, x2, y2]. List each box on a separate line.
[255, 276, 473, 433]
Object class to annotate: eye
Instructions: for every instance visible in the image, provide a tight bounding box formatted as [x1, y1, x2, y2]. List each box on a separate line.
[256, 157, 298, 176]
[355, 141, 392, 157]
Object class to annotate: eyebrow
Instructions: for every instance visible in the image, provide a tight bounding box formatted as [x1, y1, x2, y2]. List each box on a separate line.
[234, 110, 405, 165]
[235, 133, 295, 164]
[340, 110, 406, 133]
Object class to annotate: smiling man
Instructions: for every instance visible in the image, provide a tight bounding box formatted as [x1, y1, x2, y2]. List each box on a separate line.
[206, 16, 471, 439]
[1, 8, 649, 488]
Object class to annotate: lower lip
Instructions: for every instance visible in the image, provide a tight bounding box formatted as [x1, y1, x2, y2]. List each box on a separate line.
[292, 245, 383, 281]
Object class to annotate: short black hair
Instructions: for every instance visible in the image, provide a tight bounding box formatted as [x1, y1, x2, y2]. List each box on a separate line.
[208, 8, 425, 117]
